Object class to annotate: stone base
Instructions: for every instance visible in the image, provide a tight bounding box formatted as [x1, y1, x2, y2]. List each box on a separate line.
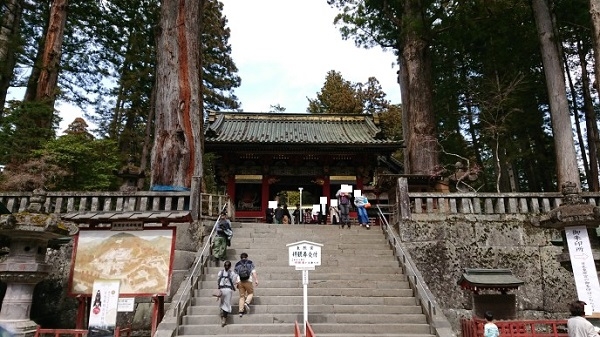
[0, 319, 38, 337]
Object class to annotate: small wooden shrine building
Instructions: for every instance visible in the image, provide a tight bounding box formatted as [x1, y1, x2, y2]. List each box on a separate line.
[204, 111, 404, 220]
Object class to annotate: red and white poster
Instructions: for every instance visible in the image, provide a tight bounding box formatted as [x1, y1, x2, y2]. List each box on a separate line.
[88, 279, 121, 337]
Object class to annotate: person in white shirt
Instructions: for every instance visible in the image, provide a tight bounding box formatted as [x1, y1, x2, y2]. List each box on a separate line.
[568, 300, 599, 337]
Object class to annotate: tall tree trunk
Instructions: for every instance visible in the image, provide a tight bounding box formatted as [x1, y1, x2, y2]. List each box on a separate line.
[590, 0, 600, 93]
[578, 42, 600, 191]
[402, 1, 438, 176]
[150, 0, 202, 191]
[565, 56, 591, 188]
[0, 0, 23, 117]
[397, 54, 411, 173]
[531, 0, 580, 190]
[24, 0, 67, 130]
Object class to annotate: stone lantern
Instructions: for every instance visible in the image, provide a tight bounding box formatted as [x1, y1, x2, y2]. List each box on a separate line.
[531, 181, 600, 271]
[0, 189, 75, 337]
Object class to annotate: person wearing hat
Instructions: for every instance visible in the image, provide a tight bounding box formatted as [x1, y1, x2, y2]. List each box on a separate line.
[213, 211, 233, 261]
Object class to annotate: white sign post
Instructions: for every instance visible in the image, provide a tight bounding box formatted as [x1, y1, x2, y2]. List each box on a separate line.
[566, 226, 600, 314]
[287, 240, 323, 334]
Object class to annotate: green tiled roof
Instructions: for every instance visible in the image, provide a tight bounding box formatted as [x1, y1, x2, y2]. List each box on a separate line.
[458, 269, 524, 291]
[204, 112, 403, 146]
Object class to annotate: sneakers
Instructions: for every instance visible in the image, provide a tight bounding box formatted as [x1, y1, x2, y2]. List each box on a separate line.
[221, 316, 226, 327]
[366, 224, 370, 229]
[244, 302, 250, 313]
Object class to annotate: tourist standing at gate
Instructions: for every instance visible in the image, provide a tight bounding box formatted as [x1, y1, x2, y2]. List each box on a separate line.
[274, 204, 284, 224]
[567, 300, 599, 337]
[216, 261, 236, 327]
[336, 189, 351, 228]
[282, 204, 291, 224]
[329, 202, 340, 225]
[235, 252, 258, 317]
[354, 193, 370, 229]
[292, 204, 301, 224]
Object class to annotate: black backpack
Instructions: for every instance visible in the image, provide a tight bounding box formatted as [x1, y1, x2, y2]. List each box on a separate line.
[237, 261, 251, 281]
[218, 270, 234, 289]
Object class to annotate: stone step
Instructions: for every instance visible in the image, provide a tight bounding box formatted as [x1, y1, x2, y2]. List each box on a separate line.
[192, 295, 419, 306]
[178, 322, 432, 336]
[182, 312, 428, 325]
[207, 263, 405, 281]
[204, 272, 407, 281]
[186, 304, 424, 315]
[197, 279, 411, 290]
[195, 287, 415, 299]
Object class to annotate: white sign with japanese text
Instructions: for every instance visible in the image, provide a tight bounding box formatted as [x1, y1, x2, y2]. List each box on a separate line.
[566, 226, 600, 314]
[88, 279, 120, 337]
[287, 241, 323, 267]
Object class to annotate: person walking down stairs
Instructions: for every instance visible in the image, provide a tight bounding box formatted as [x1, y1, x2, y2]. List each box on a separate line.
[213, 212, 233, 261]
[234, 252, 258, 317]
[216, 261, 236, 327]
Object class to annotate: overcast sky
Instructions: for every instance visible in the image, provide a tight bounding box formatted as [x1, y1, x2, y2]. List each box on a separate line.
[220, 0, 401, 113]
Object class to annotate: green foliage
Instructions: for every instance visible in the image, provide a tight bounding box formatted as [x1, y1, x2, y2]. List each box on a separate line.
[0, 100, 57, 165]
[307, 70, 363, 114]
[35, 134, 120, 191]
[0, 132, 120, 191]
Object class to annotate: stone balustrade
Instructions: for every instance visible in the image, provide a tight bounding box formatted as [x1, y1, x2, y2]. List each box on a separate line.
[4, 184, 600, 220]
[0, 191, 228, 219]
[408, 192, 600, 215]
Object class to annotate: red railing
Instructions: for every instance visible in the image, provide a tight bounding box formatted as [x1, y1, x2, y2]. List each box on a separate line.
[294, 321, 302, 337]
[293, 321, 316, 337]
[305, 321, 316, 337]
[35, 325, 132, 337]
[461, 318, 568, 337]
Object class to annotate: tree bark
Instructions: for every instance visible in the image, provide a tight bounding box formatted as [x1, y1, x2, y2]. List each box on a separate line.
[590, 0, 600, 92]
[402, 30, 438, 176]
[578, 41, 600, 191]
[531, 0, 580, 190]
[150, 0, 202, 191]
[0, 0, 23, 117]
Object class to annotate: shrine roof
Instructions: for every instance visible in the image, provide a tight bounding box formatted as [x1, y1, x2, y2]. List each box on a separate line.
[457, 269, 524, 291]
[61, 210, 192, 226]
[204, 111, 403, 147]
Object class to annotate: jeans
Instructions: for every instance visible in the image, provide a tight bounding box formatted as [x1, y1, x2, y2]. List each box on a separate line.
[357, 206, 368, 224]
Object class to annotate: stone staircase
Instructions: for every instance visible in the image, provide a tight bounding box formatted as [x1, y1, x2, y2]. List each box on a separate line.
[177, 222, 437, 337]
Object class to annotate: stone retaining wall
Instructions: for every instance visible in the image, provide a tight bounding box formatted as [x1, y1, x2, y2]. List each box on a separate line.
[401, 214, 576, 331]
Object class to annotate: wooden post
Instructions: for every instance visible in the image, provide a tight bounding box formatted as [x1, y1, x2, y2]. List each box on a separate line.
[151, 295, 164, 337]
[398, 177, 411, 220]
[190, 176, 201, 221]
[75, 296, 88, 329]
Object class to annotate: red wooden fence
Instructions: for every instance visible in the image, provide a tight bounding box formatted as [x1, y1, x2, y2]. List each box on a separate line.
[461, 318, 568, 337]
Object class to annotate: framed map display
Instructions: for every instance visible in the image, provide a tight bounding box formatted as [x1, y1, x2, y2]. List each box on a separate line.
[68, 228, 176, 297]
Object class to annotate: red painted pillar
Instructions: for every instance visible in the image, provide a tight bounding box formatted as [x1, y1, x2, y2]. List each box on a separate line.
[262, 176, 270, 220]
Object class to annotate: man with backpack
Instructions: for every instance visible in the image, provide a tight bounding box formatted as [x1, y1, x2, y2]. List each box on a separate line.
[234, 252, 258, 317]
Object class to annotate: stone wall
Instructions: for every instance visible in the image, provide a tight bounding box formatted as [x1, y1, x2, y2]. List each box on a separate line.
[401, 213, 577, 330]
[15, 219, 212, 335]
